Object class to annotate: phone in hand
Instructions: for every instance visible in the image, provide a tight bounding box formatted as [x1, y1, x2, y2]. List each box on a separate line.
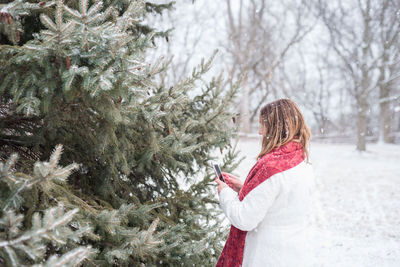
[213, 164, 225, 183]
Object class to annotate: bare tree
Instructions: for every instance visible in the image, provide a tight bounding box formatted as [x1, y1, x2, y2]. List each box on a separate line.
[376, 0, 400, 143]
[279, 46, 338, 137]
[316, 0, 400, 151]
[146, 1, 223, 87]
[223, 0, 314, 133]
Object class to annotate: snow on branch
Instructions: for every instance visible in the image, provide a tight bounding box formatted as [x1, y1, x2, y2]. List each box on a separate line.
[0, 144, 79, 211]
[0, 205, 93, 267]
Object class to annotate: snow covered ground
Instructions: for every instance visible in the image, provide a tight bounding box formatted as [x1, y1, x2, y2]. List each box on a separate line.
[226, 136, 400, 267]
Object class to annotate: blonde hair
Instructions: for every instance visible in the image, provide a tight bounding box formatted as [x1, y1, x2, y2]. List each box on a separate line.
[257, 98, 311, 162]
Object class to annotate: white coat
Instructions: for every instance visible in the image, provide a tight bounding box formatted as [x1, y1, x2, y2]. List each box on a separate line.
[219, 160, 318, 267]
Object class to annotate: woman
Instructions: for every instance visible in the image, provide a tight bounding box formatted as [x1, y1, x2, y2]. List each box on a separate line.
[215, 98, 317, 267]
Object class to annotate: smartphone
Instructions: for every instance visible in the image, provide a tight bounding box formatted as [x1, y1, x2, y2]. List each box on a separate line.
[213, 164, 225, 183]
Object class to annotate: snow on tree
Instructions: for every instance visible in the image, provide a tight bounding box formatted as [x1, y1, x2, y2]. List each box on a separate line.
[0, 0, 241, 265]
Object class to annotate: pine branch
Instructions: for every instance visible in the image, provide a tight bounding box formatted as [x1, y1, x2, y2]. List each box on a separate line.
[0, 205, 93, 267]
[0, 0, 55, 44]
[39, 14, 57, 32]
[0, 144, 79, 210]
[0, 207, 78, 248]
[33, 246, 93, 267]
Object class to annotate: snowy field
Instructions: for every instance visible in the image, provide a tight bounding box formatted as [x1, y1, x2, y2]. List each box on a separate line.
[225, 136, 400, 267]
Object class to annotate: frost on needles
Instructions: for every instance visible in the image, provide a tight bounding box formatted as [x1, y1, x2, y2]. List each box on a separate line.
[0, 0, 241, 265]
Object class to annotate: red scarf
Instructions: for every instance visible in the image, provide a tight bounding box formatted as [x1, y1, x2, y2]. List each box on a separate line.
[216, 141, 305, 267]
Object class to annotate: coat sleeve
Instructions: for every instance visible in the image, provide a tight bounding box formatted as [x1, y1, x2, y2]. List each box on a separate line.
[218, 174, 281, 231]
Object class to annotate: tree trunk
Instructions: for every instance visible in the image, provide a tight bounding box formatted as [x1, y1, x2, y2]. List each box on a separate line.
[378, 49, 393, 144]
[356, 97, 368, 151]
[356, 0, 371, 152]
[239, 77, 251, 134]
[379, 91, 392, 143]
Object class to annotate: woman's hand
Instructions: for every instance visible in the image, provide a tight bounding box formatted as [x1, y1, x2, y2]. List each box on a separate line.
[222, 172, 243, 193]
[215, 177, 228, 194]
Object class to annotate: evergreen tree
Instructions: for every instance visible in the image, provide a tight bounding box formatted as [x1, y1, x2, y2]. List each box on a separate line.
[0, 0, 242, 265]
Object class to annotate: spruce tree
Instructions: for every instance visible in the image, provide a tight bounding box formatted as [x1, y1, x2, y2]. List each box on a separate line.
[0, 0, 242, 266]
